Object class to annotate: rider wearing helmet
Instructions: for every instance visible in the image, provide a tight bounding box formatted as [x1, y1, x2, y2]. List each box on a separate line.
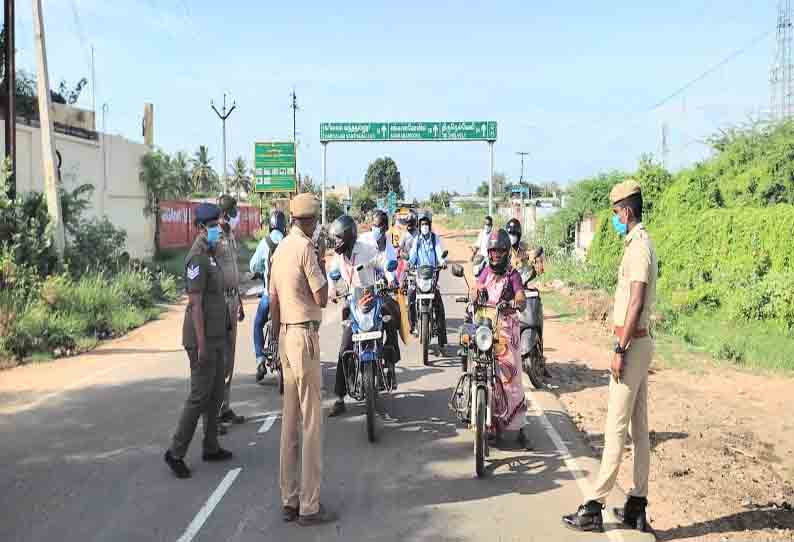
[473, 228, 529, 442]
[250, 209, 287, 381]
[328, 214, 396, 417]
[398, 210, 419, 258]
[407, 212, 447, 344]
[505, 218, 545, 285]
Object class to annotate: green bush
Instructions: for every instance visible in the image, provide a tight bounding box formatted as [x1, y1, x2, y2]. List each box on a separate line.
[65, 217, 129, 275]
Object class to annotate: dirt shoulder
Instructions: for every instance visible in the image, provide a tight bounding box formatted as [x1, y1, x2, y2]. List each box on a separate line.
[437, 225, 794, 542]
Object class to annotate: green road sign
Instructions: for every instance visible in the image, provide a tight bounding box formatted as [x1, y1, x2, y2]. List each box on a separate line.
[387, 191, 397, 214]
[320, 121, 497, 142]
[254, 142, 297, 193]
[507, 184, 530, 195]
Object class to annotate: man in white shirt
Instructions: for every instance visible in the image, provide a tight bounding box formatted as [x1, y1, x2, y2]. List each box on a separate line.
[470, 215, 493, 260]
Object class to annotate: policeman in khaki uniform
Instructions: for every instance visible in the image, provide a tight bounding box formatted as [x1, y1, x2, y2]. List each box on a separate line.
[165, 203, 234, 479]
[217, 195, 246, 430]
[564, 180, 657, 533]
[269, 194, 337, 526]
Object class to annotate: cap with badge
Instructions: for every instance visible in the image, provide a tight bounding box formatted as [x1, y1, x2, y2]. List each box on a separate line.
[609, 179, 642, 205]
[194, 203, 222, 225]
[290, 193, 320, 218]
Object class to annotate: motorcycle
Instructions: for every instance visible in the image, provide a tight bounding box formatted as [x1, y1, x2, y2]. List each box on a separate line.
[403, 250, 448, 366]
[518, 247, 546, 388]
[449, 263, 517, 478]
[330, 259, 399, 443]
[261, 319, 284, 395]
[457, 255, 485, 374]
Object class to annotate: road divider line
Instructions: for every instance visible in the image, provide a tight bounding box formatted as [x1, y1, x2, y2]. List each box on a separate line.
[176, 467, 241, 542]
[524, 385, 625, 542]
[258, 415, 278, 434]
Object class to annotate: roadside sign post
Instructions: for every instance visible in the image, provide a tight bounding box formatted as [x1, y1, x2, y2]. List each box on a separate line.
[254, 142, 297, 193]
[319, 121, 497, 218]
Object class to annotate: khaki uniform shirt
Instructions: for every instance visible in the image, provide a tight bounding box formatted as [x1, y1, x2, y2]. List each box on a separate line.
[269, 226, 327, 324]
[217, 229, 240, 290]
[510, 242, 532, 274]
[613, 223, 658, 329]
[182, 236, 229, 347]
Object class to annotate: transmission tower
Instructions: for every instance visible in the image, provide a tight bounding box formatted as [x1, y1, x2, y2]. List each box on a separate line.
[771, 0, 794, 121]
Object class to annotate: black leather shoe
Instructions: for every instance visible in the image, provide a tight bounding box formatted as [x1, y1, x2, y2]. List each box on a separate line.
[219, 410, 246, 424]
[256, 362, 267, 382]
[202, 448, 233, 462]
[164, 450, 191, 479]
[298, 504, 338, 526]
[282, 506, 299, 522]
[614, 496, 649, 531]
[562, 501, 604, 532]
[328, 400, 346, 417]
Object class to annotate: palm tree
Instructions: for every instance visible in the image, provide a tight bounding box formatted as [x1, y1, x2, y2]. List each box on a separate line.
[140, 149, 183, 258]
[171, 151, 193, 197]
[190, 145, 219, 195]
[228, 156, 252, 199]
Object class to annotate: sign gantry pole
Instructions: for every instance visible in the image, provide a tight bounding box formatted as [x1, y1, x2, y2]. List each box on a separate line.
[321, 142, 328, 224]
[488, 141, 494, 217]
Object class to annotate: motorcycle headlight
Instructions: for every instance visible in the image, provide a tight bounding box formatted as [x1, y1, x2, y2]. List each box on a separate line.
[475, 326, 493, 351]
[417, 278, 432, 292]
[358, 312, 375, 332]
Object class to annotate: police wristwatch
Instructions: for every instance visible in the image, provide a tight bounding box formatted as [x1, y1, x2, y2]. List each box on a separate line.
[614, 342, 628, 355]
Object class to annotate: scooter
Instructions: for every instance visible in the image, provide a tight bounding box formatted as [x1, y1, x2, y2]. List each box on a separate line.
[518, 247, 546, 388]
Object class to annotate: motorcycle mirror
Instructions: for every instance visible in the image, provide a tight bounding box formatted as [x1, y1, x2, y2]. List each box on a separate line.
[442, 250, 449, 259]
[455, 296, 469, 303]
[472, 254, 485, 266]
[450, 264, 464, 278]
[356, 264, 365, 272]
[386, 260, 398, 272]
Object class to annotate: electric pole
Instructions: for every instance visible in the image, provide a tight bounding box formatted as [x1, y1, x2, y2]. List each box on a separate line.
[516, 151, 530, 221]
[4, 0, 16, 198]
[211, 93, 236, 194]
[290, 88, 299, 192]
[32, 0, 65, 256]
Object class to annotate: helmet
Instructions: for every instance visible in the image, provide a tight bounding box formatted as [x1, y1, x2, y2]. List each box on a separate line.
[217, 194, 238, 218]
[372, 209, 389, 230]
[484, 215, 493, 227]
[506, 218, 522, 246]
[487, 229, 511, 275]
[402, 210, 418, 230]
[269, 209, 287, 235]
[418, 211, 432, 227]
[330, 214, 357, 255]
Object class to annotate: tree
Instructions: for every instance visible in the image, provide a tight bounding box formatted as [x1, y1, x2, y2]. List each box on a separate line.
[351, 186, 376, 216]
[228, 156, 252, 199]
[477, 171, 507, 199]
[171, 151, 193, 196]
[190, 145, 220, 195]
[326, 195, 344, 222]
[363, 157, 404, 199]
[429, 190, 454, 213]
[51, 78, 88, 105]
[140, 149, 183, 258]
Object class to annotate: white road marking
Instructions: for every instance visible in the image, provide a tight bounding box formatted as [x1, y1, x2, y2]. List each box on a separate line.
[176, 467, 241, 542]
[257, 415, 278, 434]
[524, 384, 626, 542]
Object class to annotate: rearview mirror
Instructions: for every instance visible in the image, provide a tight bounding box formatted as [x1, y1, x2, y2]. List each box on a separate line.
[450, 264, 464, 278]
[329, 270, 342, 282]
[472, 255, 485, 266]
[355, 264, 365, 272]
[442, 250, 449, 259]
[386, 260, 398, 272]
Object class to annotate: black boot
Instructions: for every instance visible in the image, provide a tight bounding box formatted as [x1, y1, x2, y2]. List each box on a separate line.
[562, 500, 604, 532]
[614, 496, 649, 531]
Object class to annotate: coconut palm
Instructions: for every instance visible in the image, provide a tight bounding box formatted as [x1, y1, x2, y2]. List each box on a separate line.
[190, 145, 220, 195]
[171, 151, 193, 196]
[228, 156, 252, 199]
[140, 149, 183, 258]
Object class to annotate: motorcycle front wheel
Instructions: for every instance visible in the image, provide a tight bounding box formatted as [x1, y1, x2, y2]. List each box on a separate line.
[526, 347, 546, 389]
[364, 362, 377, 442]
[475, 387, 487, 478]
[421, 313, 430, 366]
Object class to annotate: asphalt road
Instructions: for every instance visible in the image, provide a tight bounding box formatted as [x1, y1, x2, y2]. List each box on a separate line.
[0, 269, 654, 542]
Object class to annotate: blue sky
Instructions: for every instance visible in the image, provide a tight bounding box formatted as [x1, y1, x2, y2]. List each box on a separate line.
[12, 1, 778, 199]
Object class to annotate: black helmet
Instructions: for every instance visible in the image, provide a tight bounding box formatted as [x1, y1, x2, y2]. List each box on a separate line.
[506, 218, 522, 246]
[269, 209, 287, 235]
[484, 215, 493, 227]
[330, 214, 357, 255]
[487, 229, 511, 275]
[372, 209, 389, 230]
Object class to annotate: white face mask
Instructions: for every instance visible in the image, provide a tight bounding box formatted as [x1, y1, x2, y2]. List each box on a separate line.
[420, 225, 430, 236]
[509, 234, 519, 246]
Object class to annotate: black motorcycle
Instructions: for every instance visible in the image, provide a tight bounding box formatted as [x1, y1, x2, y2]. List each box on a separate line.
[404, 250, 448, 366]
[518, 247, 546, 388]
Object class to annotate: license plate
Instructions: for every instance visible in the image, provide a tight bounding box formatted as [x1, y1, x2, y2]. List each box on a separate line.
[417, 294, 435, 300]
[526, 290, 539, 298]
[353, 331, 382, 342]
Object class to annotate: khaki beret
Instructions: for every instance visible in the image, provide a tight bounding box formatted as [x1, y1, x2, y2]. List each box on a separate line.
[610, 179, 641, 205]
[290, 193, 320, 218]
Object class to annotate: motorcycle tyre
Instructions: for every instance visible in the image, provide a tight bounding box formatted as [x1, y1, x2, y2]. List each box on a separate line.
[475, 387, 487, 478]
[421, 313, 430, 366]
[365, 362, 377, 443]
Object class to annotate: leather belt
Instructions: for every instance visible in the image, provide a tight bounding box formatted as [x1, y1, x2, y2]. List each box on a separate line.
[613, 326, 648, 339]
[283, 321, 321, 332]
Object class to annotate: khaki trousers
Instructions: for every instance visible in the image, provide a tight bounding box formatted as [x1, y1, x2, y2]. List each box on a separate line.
[220, 296, 239, 415]
[279, 325, 323, 515]
[591, 336, 654, 503]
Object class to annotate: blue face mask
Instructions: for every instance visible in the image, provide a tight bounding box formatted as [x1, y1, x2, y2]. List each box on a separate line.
[206, 225, 221, 246]
[611, 214, 628, 237]
[371, 226, 383, 241]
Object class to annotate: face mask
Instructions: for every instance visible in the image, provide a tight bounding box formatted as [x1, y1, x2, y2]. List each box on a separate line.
[371, 226, 383, 241]
[206, 225, 221, 247]
[229, 215, 240, 230]
[420, 225, 430, 236]
[509, 234, 519, 246]
[612, 214, 628, 237]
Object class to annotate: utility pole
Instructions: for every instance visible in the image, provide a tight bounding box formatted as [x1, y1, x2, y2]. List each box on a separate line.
[516, 151, 530, 227]
[32, 0, 65, 256]
[4, 0, 16, 198]
[661, 123, 670, 168]
[211, 93, 236, 193]
[290, 88, 299, 192]
[90, 45, 96, 114]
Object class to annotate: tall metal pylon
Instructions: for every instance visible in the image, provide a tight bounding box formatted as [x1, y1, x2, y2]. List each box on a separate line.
[771, 0, 794, 121]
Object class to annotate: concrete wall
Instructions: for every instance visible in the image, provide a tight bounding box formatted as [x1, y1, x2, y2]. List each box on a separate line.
[1, 122, 154, 259]
[574, 214, 598, 260]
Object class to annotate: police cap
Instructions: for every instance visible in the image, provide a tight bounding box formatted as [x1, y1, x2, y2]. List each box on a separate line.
[290, 193, 320, 219]
[195, 203, 221, 225]
[610, 179, 642, 205]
